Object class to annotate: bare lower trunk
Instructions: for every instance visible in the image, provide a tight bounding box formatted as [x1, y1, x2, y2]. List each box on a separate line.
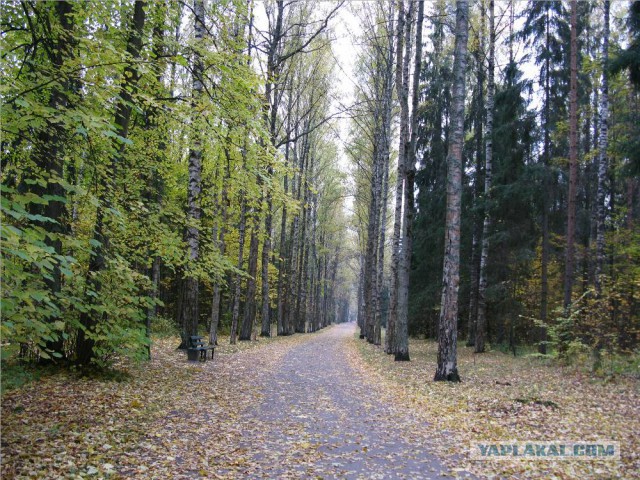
[148, 256, 160, 357]
[467, 230, 480, 346]
[209, 182, 228, 345]
[240, 218, 260, 341]
[363, 138, 381, 343]
[230, 198, 247, 344]
[260, 194, 273, 337]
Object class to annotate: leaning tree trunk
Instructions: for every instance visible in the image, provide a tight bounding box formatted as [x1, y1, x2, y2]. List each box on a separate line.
[563, 0, 579, 309]
[475, 0, 494, 354]
[435, 0, 468, 382]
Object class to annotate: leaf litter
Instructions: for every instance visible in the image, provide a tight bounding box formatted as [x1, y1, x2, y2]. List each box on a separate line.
[3, 323, 636, 479]
[350, 329, 639, 479]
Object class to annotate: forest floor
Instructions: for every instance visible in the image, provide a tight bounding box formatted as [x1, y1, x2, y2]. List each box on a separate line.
[1, 323, 638, 479]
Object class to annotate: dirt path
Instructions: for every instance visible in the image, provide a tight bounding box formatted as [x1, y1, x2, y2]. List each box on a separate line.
[224, 323, 458, 479]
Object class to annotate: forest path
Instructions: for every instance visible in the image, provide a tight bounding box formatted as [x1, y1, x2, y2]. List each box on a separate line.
[232, 323, 458, 479]
[108, 324, 473, 479]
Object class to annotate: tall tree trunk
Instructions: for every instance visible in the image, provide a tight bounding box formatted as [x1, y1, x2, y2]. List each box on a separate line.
[260, 1, 283, 338]
[375, 1, 395, 347]
[564, 0, 579, 309]
[358, 253, 366, 338]
[230, 197, 247, 344]
[260, 198, 273, 337]
[176, 0, 205, 350]
[31, 1, 76, 361]
[364, 132, 381, 343]
[276, 168, 289, 335]
[77, 0, 147, 363]
[435, 0, 468, 382]
[539, 7, 552, 355]
[375, 135, 391, 347]
[387, 0, 407, 355]
[145, 5, 168, 358]
[392, 0, 414, 359]
[209, 164, 229, 345]
[475, 0, 494, 354]
[240, 215, 260, 341]
[595, 0, 609, 295]
[286, 120, 307, 335]
[295, 141, 312, 333]
[397, 0, 423, 362]
[467, 1, 485, 347]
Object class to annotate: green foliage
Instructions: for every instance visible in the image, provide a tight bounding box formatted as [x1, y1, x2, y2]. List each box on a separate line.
[80, 256, 155, 367]
[150, 315, 179, 337]
[1, 183, 75, 360]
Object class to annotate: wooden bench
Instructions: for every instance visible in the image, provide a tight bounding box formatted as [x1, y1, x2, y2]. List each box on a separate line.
[187, 335, 215, 362]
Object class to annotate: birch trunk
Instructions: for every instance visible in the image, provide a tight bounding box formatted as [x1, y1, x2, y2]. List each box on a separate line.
[364, 136, 381, 343]
[467, 2, 485, 347]
[434, 0, 468, 382]
[387, 0, 407, 355]
[390, 0, 414, 357]
[396, 0, 421, 362]
[475, 0, 494, 354]
[595, 1, 609, 295]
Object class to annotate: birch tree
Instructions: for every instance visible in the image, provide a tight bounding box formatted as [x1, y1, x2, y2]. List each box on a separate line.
[474, 0, 494, 354]
[435, 0, 468, 382]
